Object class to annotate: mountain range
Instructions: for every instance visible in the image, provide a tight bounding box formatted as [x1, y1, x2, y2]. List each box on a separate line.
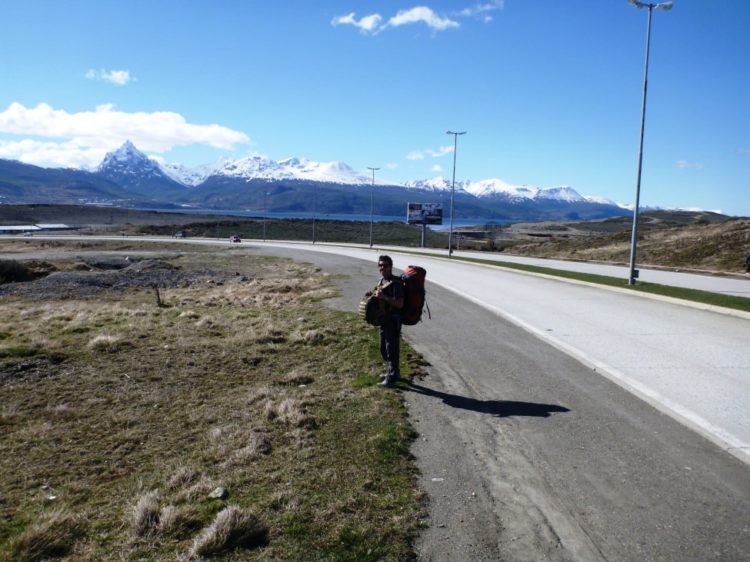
[0, 141, 631, 221]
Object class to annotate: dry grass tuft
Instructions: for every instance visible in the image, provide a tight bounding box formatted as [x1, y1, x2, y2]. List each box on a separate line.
[303, 329, 324, 344]
[280, 369, 314, 386]
[87, 333, 130, 353]
[157, 505, 200, 537]
[10, 509, 81, 562]
[263, 400, 278, 421]
[194, 315, 228, 330]
[276, 398, 315, 428]
[173, 475, 218, 504]
[224, 432, 272, 467]
[44, 403, 74, 418]
[132, 490, 161, 537]
[157, 505, 180, 534]
[247, 385, 273, 404]
[189, 506, 268, 557]
[167, 466, 200, 491]
[1, 402, 20, 421]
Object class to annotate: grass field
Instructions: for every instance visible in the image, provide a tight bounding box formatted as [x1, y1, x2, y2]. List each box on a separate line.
[0, 243, 425, 561]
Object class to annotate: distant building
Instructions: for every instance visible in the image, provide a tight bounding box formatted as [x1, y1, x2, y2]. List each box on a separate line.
[0, 225, 40, 234]
[0, 224, 72, 234]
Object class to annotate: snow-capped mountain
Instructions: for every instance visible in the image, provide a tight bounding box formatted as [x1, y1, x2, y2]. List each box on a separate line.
[403, 177, 469, 193]
[209, 154, 370, 185]
[405, 176, 589, 204]
[97, 141, 186, 196]
[160, 160, 220, 187]
[533, 186, 585, 203]
[97, 140, 161, 178]
[0, 140, 631, 220]
[100, 141, 613, 207]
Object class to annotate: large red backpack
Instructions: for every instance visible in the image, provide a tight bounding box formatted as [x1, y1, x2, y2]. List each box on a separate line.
[400, 265, 429, 326]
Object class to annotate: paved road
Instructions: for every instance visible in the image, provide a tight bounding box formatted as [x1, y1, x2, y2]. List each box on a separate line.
[375, 245, 750, 299]
[245, 243, 750, 560]
[239, 240, 750, 465]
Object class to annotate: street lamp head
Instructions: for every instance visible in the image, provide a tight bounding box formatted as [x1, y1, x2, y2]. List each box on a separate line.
[446, 130, 466, 136]
[627, 0, 674, 9]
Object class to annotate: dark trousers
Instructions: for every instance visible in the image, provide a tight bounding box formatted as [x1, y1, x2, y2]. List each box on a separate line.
[379, 316, 402, 380]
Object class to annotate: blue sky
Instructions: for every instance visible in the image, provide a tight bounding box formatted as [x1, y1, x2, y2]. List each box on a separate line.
[2, 0, 748, 215]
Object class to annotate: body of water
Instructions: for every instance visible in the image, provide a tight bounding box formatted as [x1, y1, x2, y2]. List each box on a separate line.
[155, 207, 514, 230]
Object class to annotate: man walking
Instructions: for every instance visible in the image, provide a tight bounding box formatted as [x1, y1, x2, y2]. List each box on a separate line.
[375, 255, 404, 387]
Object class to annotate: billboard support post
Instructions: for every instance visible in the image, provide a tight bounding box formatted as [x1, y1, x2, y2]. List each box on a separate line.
[407, 202, 442, 248]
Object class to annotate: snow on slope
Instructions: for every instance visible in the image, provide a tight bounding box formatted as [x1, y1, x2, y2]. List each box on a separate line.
[100, 141, 624, 207]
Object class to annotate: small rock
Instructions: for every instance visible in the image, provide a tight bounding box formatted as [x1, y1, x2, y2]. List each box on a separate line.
[209, 486, 228, 499]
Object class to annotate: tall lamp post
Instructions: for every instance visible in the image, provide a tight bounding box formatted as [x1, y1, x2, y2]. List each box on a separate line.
[446, 131, 466, 256]
[263, 191, 269, 242]
[626, 0, 673, 285]
[312, 184, 317, 244]
[367, 166, 379, 248]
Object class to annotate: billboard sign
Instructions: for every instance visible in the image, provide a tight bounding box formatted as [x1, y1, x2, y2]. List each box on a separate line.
[407, 202, 443, 225]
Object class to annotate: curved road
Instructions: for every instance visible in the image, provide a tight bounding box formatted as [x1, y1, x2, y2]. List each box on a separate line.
[248, 241, 750, 561]
[234, 240, 750, 561]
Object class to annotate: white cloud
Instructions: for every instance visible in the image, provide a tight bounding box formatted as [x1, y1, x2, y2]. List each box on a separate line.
[455, 0, 504, 20]
[385, 7, 459, 31]
[332, 5, 459, 34]
[675, 160, 704, 170]
[0, 139, 102, 168]
[406, 145, 454, 160]
[738, 148, 750, 156]
[386, 162, 399, 169]
[0, 102, 249, 168]
[86, 68, 135, 85]
[331, 12, 382, 33]
[333, 2, 502, 35]
[431, 164, 443, 172]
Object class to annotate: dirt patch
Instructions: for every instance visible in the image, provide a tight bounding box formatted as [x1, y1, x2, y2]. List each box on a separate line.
[0, 254, 231, 300]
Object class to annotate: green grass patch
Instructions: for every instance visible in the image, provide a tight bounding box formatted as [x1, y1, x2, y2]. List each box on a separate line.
[0, 345, 39, 358]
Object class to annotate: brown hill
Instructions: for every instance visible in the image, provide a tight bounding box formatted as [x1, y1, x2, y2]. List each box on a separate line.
[489, 211, 750, 275]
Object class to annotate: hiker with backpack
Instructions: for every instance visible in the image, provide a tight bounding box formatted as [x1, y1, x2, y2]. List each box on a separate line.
[374, 255, 404, 387]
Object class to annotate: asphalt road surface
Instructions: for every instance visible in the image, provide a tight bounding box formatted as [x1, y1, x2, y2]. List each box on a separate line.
[377, 245, 750, 299]
[246, 242, 750, 561]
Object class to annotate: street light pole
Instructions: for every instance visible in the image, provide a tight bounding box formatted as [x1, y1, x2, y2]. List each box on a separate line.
[312, 184, 317, 244]
[367, 166, 379, 248]
[626, 0, 673, 285]
[263, 191, 269, 242]
[446, 131, 466, 256]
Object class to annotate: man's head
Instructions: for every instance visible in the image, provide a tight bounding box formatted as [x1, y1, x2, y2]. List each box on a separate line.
[378, 255, 393, 276]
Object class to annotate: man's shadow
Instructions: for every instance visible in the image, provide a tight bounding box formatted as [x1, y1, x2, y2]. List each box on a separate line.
[404, 382, 570, 418]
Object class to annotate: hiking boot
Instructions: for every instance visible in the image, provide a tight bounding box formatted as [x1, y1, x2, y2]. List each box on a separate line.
[379, 376, 399, 388]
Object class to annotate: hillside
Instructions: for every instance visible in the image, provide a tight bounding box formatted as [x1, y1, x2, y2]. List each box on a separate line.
[488, 211, 750, 274]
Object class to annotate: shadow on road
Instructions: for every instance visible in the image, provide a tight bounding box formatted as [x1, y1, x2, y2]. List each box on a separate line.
[404, 382, 570, 418]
